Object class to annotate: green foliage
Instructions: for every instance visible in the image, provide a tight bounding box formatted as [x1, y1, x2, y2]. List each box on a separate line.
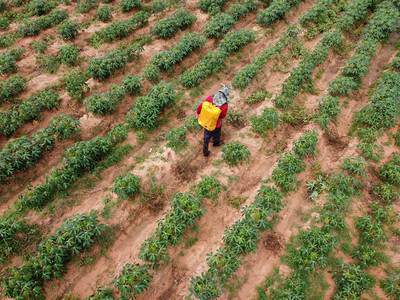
[96, 5, 113, 22]
[180, 29, 255, 88]
[111, 173, 141, 200]
[77, 0, 99, 13]
[184, 115, 202, 132]
[372, 183, 399, 204]
[272, 151, 305, 191]
[29, 0, 55, 16]
[151, 8, 196, 39]
[221, 141, 251, 167]
[5, 214, 106, 299]
[257, 0, 302, 27]
[379, 152, 400, 186]
[59, 44, 80, 66]
[380, 272, 400, 299]
[292, 130, 319, 158]
[64, 69, 89, 101]
[83, 85, 126, 115]
[40, 55, 60, 73]
[139, 192, 206, 268]
[355, 215, 388, 245]
[166, 126, 188, 152]
[314, 95, 342, 129]
[0, 33, 16, 48]
[340, 156, 367, 177]
[19, 8, 68, 37]
[331, 263, 374, 299]
[0, 73, 27, 102]
[57, 19, 80, 40]
[152, 32, 206, 72]
[0, 215, 40, 264]
[0, 16, 11, 30]
[0, 47, 25, 75]
[250, 107, 280, 136]
[119, 0, 142, 12]
[88, 44, 143, 80]
[198, 0, 229, 14]
[151, 0, 170, 13]
[114, 263, 152, 299]
[126, 81, 175, 129]
[142, 63, 161, 84]
[120, 75, 141, 95]
[196, 175, 221, 201]
[31, 39, 48, 55]
[0, 88, 61, 136]
[328, 76, 359, 96]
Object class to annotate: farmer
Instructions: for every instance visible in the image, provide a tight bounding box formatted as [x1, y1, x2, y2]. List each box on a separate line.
[197, 85, 231, 157]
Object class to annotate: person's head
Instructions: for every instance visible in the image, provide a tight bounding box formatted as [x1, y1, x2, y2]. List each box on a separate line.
[213, 84, 231, 107]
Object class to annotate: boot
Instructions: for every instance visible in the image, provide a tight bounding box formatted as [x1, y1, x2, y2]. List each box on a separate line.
[203, 139, 211, 156]
[213, 136, 224, 147]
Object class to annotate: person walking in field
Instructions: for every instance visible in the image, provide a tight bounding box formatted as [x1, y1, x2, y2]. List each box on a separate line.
[197, 85, 231, 157]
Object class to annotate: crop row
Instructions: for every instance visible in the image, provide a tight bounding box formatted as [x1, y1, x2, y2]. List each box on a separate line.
[204, 0, 259, 38]
[0, 73, 27, 102]
[151, 7, 196, 39]
[4, 213, 107, 299]
[0, 114, 80, 183]
[180, 29, 256, 88]
[273, 0, 381, 108]
[189, 131, 319, 298]
[0, 47, 25, 76]
[0, 88, 61, 137]
[232, 24, 299, 90]
[257, 0, 303, 27]
[264, 157, 367, 298]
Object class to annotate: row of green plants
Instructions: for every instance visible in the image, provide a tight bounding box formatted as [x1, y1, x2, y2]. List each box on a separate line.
[15, 124, 130, 211]
[18, 8, 68, 37]
[0, 88, 61, 136]
[257, 0, 303, 27]
[0, 47, 25, 75]
[88, 175, 221, 299]
[0, 114, 80, 183]
[180, 28, 256, 88]
[198, 0, 230, 15]
[273, 0, 380, 108]
[91, 11, 149, 44]
[261, 157, 367, 298]
[232, 25, 299, 90]
[3, 213, 108, 299]
[203, 0, 259, 38]
[189, 131, 318, 299]
[35, 44, 80, 74]
[0, 73, 27, 102]
[151, 7, 196, 39]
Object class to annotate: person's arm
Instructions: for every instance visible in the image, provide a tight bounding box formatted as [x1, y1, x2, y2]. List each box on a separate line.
[219, 104, 228, 120]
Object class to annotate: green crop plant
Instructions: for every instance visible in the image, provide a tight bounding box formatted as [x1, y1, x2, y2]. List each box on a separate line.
[340, 156, 367, 177]
[314, 95, 342, 129]
[64, 69, 89, 101]
[88, 44, 143, 80]
[77, 0, 99, 13]
[151, 8, 196, 39]
[372, 183, 399, 204]
[4, 213, 107, 299]
[184, 115, 202, 132]
[151, 0, 170, 13]
[57, 19, 81, 40]
[198, 0, 229, 14]
[111, 173, 141, 200]
[120, 75, 141, 95]
[0, 73, 27, 102]
[166, 126, 188, 152]
[59, 44, 80, 66]
[328, 76, 359, 96]
[257, 0, 303, 27]
[180, 29, 255, 88]
[0, 16, 11, 30]
[331, 262, 374, 299]
[126, 81, 175, 129]
[196, 175, 221, 201]
[84, 85, 126, 115]
[96, 5, 113, 22]
[31, 39, 48, 55]
[379, 153, 400, 186]
[380, 271, 400, 299]
[142, 63, 161, 84]
[189, 272, 223, 299]
[19, 8, 68, 37]
[29, 0, 55, 16]
[221, 141, 251, 167]
[0, 88, 61, 136]
[272, 151, 306, 192]
[394, 129, 400, 147]
[0, 47, 25, 75]
[0, 33, 16, 48]
[113, 263, 152, 298]
[119, 0, 142, 12]
[47, 114, 81, 140]
[40, 55, 61, 73]
[292, 130, 319, 158]
[355, 215, 388, 245]
[152, 32, 206, 72]
[250, 107, 280, 137]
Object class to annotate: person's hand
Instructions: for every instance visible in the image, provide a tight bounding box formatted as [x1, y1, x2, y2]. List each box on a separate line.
[196, 113, 199, 118]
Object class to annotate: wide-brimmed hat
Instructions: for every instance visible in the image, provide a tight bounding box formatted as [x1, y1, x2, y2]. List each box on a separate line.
[212, 84, 231, 107]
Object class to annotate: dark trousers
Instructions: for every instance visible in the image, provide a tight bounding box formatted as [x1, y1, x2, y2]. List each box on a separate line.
[203, 127, 222, 155]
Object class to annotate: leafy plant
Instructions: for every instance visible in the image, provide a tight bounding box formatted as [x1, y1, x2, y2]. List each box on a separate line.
[96, 5, 113, 22]
[59, 44, 80, 66]
[151, 8, 196, 39]
[380, 271, 400, 299]
[314, 95, 342, 129]
[77, 0, 99, 13]
[221, 141, 251, 167]
[120, 75, 142, 95]
[292, 130, 319, 158]
[250, 107, 280, 137]
[340, 156, 367, 177]
[111, 173, 141, 200]
[379, 152, 400, 186]
[372, 183, 399, 204]
[0, 73, 27, 102]
[0, 47, 25, 75]
[114, 263, 152, 299]
[119, 0, 142, 12]
[196, 175, 221, 201]
[29, 0, 55, 16]
[166, 126, 188, 152]
[57, 19, 81, 40]
[272, 151, 306, 191]
[83, 85, 126, 115]
[64, 69, 89, 101]
[40, 55, 60, 73]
